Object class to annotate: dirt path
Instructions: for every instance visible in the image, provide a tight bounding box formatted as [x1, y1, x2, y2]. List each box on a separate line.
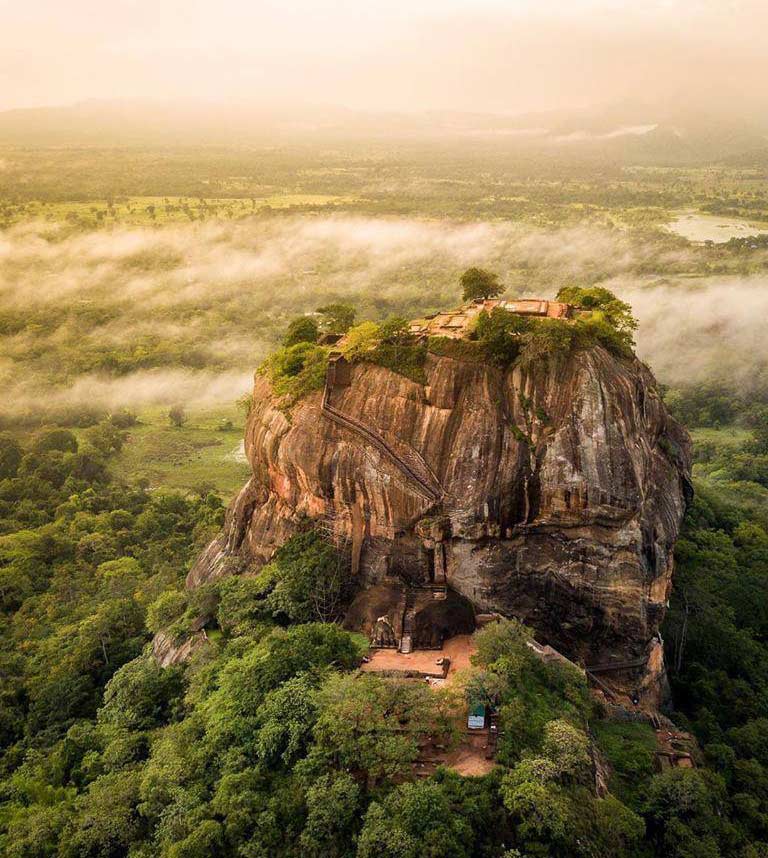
[443, 733, 497, 776]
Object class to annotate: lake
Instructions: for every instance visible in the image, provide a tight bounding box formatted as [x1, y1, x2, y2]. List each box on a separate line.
[668, 212, 768, 243]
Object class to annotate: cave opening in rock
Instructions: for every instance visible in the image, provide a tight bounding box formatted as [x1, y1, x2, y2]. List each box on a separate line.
[425, 546, 435, 583]
[412, 590, 476, 650]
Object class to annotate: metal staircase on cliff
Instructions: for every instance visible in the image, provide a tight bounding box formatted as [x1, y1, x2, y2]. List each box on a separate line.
[321, 383, 443, 505]
[322, 375, 633, 520]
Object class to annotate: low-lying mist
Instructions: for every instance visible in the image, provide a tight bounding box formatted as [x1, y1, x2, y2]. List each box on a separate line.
[2, 214, 766, 419]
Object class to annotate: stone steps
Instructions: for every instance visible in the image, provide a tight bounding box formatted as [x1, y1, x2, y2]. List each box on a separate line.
[399, 588, 417, 653]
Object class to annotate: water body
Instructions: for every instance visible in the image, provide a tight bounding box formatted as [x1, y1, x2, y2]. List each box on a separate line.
[668, 212, 768, 243]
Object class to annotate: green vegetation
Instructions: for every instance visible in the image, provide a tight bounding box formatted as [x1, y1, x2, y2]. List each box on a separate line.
[593, 721, 658, 806]
[259, 342, 330, 405]
[284, 316, 320, 348]
[262, 283, 638, 396]
[0, 193, 358, 230]
[468, 288, 636, 370]
[4, 138, 768, 857]
[317, 303, 357, 335]
[106, 407, 250, 498]
[426, 336, 487, 363]
[1, 413, 767, 858]
[460, 267, 504, 302]
[556, 285, 638, 350]
[342, 317, 427, 384]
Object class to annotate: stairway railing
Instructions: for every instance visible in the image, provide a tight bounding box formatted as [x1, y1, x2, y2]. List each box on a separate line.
[585, 656, 649, 674]
[321, 383, 442, 503]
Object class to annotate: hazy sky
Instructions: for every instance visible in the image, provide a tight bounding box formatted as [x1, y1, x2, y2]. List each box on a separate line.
[1, 0, 766, 115]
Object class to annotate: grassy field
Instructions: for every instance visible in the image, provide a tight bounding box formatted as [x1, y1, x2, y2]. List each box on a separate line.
[108, 404, 251, 499]
[0, 193, 359, 228]
[690, 425, 752, 449]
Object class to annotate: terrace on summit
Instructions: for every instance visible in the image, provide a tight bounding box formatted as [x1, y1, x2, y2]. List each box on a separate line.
[407, 298, 573, 340]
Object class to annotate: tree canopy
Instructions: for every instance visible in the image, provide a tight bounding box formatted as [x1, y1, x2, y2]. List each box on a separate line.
[460, 268, 504, 302]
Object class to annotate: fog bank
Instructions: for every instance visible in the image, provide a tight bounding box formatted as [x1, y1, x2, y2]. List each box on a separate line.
[3, 213, 766, 414]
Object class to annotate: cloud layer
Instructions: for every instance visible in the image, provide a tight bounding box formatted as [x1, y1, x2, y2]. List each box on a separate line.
[3, 214, 767, 416]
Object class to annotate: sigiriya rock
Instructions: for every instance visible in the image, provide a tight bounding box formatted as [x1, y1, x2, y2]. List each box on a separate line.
[156, 297, 692, 707]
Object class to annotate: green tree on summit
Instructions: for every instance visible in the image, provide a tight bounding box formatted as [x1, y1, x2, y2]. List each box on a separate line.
[460, 267, 504, 302]
[316, 303, 356, 334]
[284, 315, 319, 347]
[556, 285, 637, 345]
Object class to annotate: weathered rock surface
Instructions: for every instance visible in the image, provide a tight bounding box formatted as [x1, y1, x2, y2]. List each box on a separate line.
[152, 629, 207, 668]
[182, 345, 692, 702]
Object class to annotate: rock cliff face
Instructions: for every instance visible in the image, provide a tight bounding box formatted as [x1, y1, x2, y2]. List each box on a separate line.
[182, 344, 691, 704]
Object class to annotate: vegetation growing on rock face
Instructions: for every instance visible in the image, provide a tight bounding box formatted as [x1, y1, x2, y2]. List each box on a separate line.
[261, 285, 638, 403]
[147, 528, 354, 643]
[284, 315, 321, 348]
[258, 341, 330, 404]
[556, 285, 638, 351]
[467, 286, 637, 370]
[342, 316, 427, 384]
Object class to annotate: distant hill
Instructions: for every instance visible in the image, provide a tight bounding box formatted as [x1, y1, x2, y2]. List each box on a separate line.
[0, 99, 765, 165]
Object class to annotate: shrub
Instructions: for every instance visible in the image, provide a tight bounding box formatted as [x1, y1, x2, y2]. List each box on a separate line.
[317, 303, 356, 334]
[168, 405, 187, 427]
[216, 575, 273, 636]
[341, 321, 381, 360]
[109, 409, 138, 428]
[0, 433, 22, 478]
[517, 318, 578, 366]
[426, 336, 486, 362]
[300, 773, 361, 857]
[557, 285, 637, 351]
[343, 318, 426, 384]
[284, 315, 319, 347]
[366, 342, 427, 384]
[469, 290, 636, 369]
[473, 308, 532, 365]
[313, 672, 453, 785]
[58, 770, 143, 858]
[98, 657, 184, 731]
[259, 342, 329, 404]
[203, 623, 363, 752]
[471, 619, 590, 763]
[593, 720, 657, 807]
[83, 420, 126, 455]
[146, 590, 188, 634]
[573, 314, 633, 358]
[33, 428, 78, 454]
[262, 529, 351, 623]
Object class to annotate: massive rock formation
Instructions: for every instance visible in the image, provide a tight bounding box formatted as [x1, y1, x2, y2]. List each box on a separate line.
[179, 328, 691, 702]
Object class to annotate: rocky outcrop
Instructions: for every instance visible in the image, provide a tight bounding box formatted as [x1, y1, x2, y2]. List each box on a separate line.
[152, 629, 207, 668]
[181, 344, 691, 704]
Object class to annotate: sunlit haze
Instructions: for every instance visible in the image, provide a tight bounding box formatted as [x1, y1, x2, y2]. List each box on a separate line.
[2, 0, 767, 117]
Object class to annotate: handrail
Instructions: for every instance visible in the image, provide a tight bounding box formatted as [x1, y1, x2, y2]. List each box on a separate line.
[585, 656, 648, 674]
[585, 670, 618, 700]
[321, 384, 442, 503]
